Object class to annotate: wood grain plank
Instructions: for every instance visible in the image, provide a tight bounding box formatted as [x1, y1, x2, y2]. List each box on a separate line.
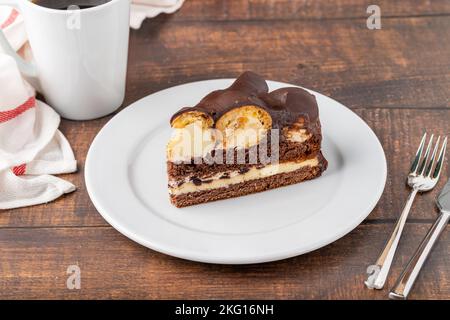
[0, 109, 448, 228]
[169, 0, 450, 21]
[0, 224, 448, 299]
[126, 16, 450, 111]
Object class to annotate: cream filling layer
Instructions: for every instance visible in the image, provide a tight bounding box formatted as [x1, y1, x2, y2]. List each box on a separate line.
[169, 157, 319, 196]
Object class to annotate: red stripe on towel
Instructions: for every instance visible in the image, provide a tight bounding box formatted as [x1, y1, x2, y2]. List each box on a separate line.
[1, 8, 19, 29]
[12, 164, 26, 176]
[0, 97, 35, 123]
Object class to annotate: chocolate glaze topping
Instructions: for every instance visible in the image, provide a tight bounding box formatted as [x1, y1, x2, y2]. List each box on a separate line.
[170, 71, 319, 129]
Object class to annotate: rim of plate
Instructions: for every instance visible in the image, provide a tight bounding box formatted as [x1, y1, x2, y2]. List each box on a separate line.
[85, 79, 387, 264]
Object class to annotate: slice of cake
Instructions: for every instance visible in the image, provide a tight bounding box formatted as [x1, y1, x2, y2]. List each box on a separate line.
[166, 71, 328, 207]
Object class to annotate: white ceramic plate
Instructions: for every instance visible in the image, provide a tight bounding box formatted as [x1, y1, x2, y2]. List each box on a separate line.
[85, 79, 387, 264]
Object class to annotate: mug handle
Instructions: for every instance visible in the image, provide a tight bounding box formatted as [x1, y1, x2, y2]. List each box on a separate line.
[0, 0, 39, 85]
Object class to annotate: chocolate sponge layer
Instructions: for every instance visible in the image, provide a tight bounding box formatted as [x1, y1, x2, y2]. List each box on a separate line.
[170, 152, 328, 208]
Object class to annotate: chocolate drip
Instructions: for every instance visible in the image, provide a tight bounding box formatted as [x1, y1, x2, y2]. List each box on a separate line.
[259, 87, 319, 129]
[170, 71, 319, 129]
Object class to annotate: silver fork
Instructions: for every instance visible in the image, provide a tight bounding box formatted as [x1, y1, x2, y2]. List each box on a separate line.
[364, 133, 448, 290]
[389, 176, 450, 299]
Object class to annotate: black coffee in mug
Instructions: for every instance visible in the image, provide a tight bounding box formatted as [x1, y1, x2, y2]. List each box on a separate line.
[32, 0, 111, 10]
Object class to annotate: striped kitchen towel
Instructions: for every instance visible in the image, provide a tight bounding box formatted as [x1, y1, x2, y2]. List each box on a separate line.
[0, 54, 77, 209]
[130, 0, 185, 29]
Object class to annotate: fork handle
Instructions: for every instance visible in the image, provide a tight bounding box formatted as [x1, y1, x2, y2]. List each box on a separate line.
[389, 211, 450, 299]
[365, 188, 418, 290]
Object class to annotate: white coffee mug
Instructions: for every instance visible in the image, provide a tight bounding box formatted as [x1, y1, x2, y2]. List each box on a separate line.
[0, 0, 130, 120]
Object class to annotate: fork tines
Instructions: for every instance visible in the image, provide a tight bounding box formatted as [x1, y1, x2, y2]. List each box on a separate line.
[411, 133, 448, 179]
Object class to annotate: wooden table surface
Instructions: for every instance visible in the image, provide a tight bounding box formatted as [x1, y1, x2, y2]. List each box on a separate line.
[1, 0, 450, 300]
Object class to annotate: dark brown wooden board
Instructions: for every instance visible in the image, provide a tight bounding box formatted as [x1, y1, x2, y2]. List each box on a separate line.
[0, 224, 448, 299]
[167, 0, 450, 21]
[1, 0, 449, 299]
[125, 16, 450, 110]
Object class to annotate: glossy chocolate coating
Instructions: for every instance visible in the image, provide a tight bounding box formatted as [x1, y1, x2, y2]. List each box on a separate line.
[170, 71, 319, 129]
